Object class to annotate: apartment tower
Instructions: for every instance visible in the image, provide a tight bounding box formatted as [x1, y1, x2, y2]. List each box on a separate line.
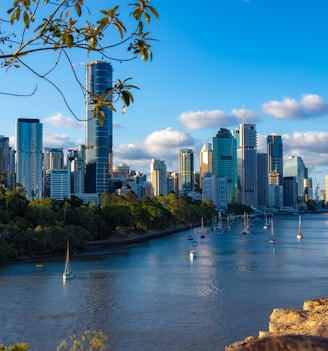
[15, 118, 43, 199]
[150, 159, 167, 197]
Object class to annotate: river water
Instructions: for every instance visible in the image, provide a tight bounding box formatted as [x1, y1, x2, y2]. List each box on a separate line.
[1, 213, 328, 351]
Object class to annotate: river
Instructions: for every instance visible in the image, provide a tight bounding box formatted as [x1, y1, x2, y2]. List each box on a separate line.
[1, 213, 328, 350]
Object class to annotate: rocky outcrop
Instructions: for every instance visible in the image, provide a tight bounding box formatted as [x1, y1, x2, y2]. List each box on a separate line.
[225, 297, 328, 351]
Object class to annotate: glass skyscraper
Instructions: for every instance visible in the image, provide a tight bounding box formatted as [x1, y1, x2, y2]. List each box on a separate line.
[199, 143, 212, 191]
[85, 61, 113, 194]
[237, 122, 258, 207]
[212, 128, 237, 204]
[284, 155, 305, 201]
[267, 134, 283, 185]
[178, 149, 194, 197]
[0, 136, 11, 189]
[15, 118, 43, 199]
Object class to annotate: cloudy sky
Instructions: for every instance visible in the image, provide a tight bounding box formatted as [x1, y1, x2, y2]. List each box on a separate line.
[1, 0, 328, 188]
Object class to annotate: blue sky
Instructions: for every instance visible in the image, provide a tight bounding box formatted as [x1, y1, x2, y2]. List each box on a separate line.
[1, 0, 328, 190]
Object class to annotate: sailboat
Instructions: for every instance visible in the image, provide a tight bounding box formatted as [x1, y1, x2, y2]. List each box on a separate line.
[241, 212, 249, 235]
[63, 241, 74, 280]
[189, 247, 197, 260]
[200, 217, 206, 238]
[263, 214, 268, 229]
[268, 218, 275, 243]
[297, 215, 303, 240]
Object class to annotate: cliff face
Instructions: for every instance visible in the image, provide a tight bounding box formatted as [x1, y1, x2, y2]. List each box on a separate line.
[225, 297, 328, 351]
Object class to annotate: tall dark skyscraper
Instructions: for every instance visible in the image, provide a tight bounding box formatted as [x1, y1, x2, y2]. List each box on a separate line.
[237, 121, 258, 208]
[85, 61, 113, 194]
[267, 134, 283, 185]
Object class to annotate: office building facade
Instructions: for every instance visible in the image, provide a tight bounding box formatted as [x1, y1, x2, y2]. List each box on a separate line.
[85, 61, 113, 194]
[212, 128, 237, 204]
[178, 149, 194, 197]
[257, 153, 268, 208]
[150, 159, 167, 197]
[237, 122, 258, 208]
[0, 136, 11, 189]
[15, 118, 43, 199]
[199, 143, 212, 190]
[284, 155, 305, 202]
[267, 134, 283, 185]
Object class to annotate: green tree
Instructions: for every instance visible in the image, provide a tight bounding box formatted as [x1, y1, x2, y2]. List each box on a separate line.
[1, 1, 158, 119]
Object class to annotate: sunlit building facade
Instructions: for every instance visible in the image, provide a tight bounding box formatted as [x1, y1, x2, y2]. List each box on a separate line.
[284, 155, 305, 202]
[15, 118, 43, 199]
[85, 61, 113, 194]
[212, 128, 237, 204]
[150, 159, 167, 197]
[199, 143, 212, 190]
[178, 149, 194, 197]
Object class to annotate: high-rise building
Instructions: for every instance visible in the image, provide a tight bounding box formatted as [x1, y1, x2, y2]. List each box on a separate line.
[67, 146, 85, 194]
[15, 118, 43, 199]
[284, 155, 305, 202]
[0, 135, 11, 189]
[257, 153, 268, 208]
[267, 134, 283, 185]
[237, 121, 258, 208]
[199, 143, 212, 191]
[43, 148, 64, 196]
[212, 128, 237, 204]
[202, 173, 227, 211]
[85, 61, 113, 194]
[178, 149, 194, 197]
[150, 159, 167, 197]
[46, 169, 70, 200]
[283, 176, 298, 207]
[43, 148, 64, 170]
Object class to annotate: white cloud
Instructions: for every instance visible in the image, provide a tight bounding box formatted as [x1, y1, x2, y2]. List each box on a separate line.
[114, 128, 197, 174]
[144, 128, 194, 152]
[178, 108, 260, 130]
[262, 94, 328, 120]
[43, 133, 79, 149]
[43, 113, 84, 128]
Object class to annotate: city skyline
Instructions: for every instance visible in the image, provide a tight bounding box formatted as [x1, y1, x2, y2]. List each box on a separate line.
[1, 1, 328, 188]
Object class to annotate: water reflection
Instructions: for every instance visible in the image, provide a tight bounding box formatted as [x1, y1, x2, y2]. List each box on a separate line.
[1, 214, 328, 350]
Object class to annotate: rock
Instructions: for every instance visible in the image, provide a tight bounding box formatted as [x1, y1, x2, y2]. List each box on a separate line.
[225, 297, 328, 350]
[225, 335, 328, 351]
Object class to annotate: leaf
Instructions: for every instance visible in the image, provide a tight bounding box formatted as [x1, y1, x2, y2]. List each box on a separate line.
[75, 3, 82, 16]
[23, 11, 29, 28]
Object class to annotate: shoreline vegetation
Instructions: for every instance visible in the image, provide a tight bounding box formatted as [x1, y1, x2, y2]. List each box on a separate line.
[8, 210, 328, 264]
[13, 223, 194, 264]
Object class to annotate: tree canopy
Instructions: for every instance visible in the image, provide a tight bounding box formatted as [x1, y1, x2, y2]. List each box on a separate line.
[0, 0, 159, 118]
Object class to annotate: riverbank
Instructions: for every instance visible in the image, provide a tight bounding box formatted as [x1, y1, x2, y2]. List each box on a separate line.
[86, 223, 193, 249]
[6, 223, 194, 264]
